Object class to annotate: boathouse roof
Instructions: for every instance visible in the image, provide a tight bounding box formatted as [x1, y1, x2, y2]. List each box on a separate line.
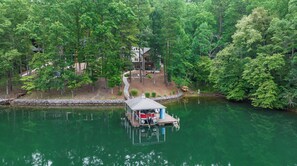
[125, 96, 166, 111]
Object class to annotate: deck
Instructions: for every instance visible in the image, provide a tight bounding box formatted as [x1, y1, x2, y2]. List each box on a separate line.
[125, 112, 179, 127]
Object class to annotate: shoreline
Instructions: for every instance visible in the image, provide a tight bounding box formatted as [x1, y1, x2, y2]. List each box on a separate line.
[2, 93, 296, 112]
[0, 99, 11, 105]
[0, 93, 184, 107]
[184, 92, 225, 98]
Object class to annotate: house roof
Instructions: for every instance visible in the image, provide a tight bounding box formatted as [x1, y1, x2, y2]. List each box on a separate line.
[125, 96, 166, 111]
[131, 47, 150, 57]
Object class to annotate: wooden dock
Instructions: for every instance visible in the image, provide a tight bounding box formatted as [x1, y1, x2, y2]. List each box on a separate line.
[125, 112, 179, 127]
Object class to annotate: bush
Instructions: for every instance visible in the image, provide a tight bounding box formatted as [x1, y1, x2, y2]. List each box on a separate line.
[146, 74, 152, 79]
[151, 92, 156, 97]
[117, 90, 123, 96]
[130, 89, 138, 97]
[124, 73, 130, 77]
[172, 90, 176, 95]
[145, 92, 150, 98]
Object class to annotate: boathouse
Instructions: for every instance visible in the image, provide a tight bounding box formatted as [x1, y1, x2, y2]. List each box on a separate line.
[124, 96, 179, 127]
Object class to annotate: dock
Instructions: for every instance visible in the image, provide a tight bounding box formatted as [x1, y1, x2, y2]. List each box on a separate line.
[125, 109, 179, 127]
[124, 95, 180, 128]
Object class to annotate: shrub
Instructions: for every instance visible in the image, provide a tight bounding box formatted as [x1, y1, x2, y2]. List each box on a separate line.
[151, 92, 156, 97]
[172, 90, 176, 95]
[124, 73, 130, 77]
[130, 89, 138, 97]
[146, 74, 152, 79]
[117, 90, 123, 96]
[145, 92, 150, 98]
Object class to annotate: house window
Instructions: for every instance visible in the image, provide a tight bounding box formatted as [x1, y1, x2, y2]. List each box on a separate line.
[135, 58, 139, 61]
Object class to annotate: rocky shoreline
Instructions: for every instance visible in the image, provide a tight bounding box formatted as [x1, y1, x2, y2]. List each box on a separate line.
[0, 93, 184, 107]
[0, 99, 10, 105]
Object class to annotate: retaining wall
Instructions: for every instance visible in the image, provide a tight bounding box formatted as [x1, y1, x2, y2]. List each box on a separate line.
[152, 92, 184, 102]
[1, 92, 183, 106]
[10, 99, 125, 106]
[0, 99, 10, 105]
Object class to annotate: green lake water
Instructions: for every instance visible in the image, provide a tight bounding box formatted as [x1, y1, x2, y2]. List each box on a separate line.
[1, 97, 297, 165]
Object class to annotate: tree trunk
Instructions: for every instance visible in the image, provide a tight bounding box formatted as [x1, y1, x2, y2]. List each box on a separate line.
[60, 83, 65, 96]
[7, 71, 12, 95]
[153, 68, 156, 85]
[142, 50, 145, 85]
[139, 47, 142, 83]
[164, 41, 168, 85]
[105, 78, 108, 89]
[92, 84, 95, 92]
[164, 41, 170, 86]
[129, 70, 132, 83]
[78, 62, 81, 73]
[6, 80, 9, 95]
[27, 63, 30, 76]
[19, 58, 22, 74]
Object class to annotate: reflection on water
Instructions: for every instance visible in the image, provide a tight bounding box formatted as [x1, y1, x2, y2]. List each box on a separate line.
[0, 109, 98, 121]
[122, 118, 178, 146]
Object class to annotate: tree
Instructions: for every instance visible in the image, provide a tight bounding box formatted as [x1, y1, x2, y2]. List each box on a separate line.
[209, 45, 247, 100]
[232, 8, 271, 58]
[127, 0, 151, 83]
[192, 22, 216, 57]
[0, 0, 30, 95]
[192, 56, 212, 86]
[157, 0, 188, 85]
[0, 50, 21, 94]
[243, 54, 285, 108]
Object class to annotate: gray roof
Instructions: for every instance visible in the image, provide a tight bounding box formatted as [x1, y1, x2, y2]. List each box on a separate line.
[125, 96, 166, 111]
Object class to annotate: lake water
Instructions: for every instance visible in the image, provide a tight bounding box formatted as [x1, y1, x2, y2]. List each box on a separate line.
[1, 97, 297, 165]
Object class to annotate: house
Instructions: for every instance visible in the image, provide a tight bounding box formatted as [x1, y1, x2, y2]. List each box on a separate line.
[74, 62, 87, 74]
[131, 46, 157, 70]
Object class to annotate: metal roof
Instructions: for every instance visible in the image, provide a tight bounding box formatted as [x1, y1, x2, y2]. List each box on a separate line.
[125, 96, 166, 111]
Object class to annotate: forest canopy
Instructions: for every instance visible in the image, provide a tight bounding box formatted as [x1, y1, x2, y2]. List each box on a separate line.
[0, 0, 296, 109]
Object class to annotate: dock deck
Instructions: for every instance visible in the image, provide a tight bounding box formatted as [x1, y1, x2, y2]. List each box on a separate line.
[125, 112, 179, 127]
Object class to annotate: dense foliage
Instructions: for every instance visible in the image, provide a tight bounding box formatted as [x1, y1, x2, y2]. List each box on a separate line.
[0, 0, 296, 109]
